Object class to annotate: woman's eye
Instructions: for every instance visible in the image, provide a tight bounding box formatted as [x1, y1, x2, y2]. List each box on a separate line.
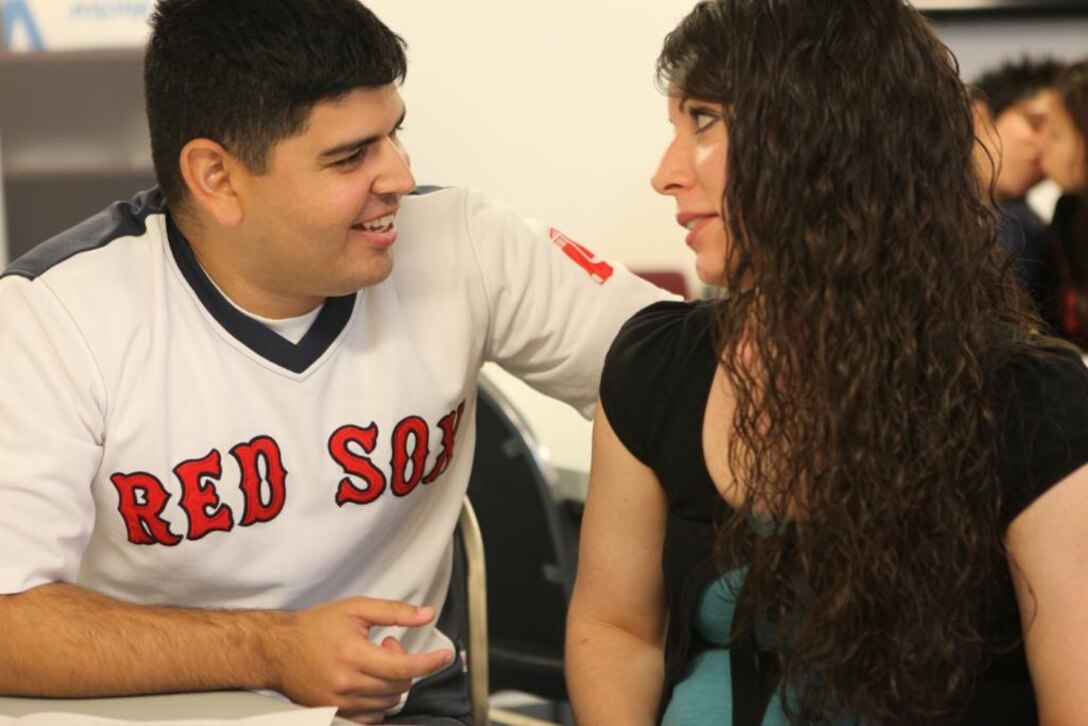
[692, 110, 719, 133]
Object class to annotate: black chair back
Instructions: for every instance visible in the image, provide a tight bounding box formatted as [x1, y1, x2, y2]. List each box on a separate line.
[466, 377, 578, 702]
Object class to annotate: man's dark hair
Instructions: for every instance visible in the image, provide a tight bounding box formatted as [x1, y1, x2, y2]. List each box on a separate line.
[145, 0, 407, 209]
[971, 55, 1061, 117]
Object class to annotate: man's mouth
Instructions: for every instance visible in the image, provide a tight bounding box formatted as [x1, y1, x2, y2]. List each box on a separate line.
[353, 214, 395, 233]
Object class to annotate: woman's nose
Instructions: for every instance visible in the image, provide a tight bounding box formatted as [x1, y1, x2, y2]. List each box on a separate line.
[651, 138, 692, 196]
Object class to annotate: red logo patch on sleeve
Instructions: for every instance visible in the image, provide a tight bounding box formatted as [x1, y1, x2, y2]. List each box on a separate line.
[548, 227, 614, 285]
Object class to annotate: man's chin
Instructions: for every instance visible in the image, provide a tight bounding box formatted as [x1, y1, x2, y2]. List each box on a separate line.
[339, 256, 395, 293]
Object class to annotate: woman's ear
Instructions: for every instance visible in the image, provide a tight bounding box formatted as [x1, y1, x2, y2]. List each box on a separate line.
[178, 138, 244, 228]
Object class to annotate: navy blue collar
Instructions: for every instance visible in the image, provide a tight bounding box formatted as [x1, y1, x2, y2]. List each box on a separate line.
[167, 214, 355, 374]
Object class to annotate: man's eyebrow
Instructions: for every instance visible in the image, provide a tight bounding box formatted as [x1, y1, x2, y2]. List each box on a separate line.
[317, 107, 407, 159]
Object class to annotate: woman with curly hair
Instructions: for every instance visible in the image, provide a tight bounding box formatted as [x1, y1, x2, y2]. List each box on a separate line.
[565, 1, 1088, 724]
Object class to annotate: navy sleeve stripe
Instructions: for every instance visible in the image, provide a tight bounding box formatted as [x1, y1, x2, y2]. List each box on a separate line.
[3, 188, 166, 281]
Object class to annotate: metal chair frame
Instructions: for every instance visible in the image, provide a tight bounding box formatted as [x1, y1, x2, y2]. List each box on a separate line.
[459, 499, 490, 726]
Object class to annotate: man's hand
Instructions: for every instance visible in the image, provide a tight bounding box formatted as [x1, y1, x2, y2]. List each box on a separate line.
[265, 597, 454, 723]
[0, 583, 452, 723]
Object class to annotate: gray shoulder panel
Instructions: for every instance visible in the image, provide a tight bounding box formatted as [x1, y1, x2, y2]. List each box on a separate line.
[2, 188, 166, 280]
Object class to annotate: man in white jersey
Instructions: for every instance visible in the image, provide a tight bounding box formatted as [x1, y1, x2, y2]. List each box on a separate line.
[0, 1, 669, 723]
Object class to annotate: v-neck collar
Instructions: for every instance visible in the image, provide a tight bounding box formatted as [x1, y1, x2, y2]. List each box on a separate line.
[166, 215, 355, 374]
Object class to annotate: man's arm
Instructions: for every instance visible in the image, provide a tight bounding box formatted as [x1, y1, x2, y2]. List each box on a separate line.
[458, 189, 676, 417]
[565, 405, 669, 725]
[1006, 461, 1088, 725]
[0, 582, 452, 723]
[0, 277, 447, 721]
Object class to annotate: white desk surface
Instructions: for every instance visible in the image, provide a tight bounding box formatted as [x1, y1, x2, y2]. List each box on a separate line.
[0, 692, 351, 724]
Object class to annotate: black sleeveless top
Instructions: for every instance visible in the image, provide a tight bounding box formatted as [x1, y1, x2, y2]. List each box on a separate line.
[600, 300, 1088, 724]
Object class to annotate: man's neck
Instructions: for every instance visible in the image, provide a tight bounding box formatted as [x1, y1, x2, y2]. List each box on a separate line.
[173, 214, 325, 319]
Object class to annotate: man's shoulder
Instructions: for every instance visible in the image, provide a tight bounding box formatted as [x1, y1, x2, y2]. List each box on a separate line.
[0, 189, 170, 333]
[2, 188, 166, 283]
[400, 185, 511, 222]
[400, 184, 464, 212]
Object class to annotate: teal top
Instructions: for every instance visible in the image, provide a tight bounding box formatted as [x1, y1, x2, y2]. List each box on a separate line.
[661, 568, 790, 725]
[662, 567, 854, 726]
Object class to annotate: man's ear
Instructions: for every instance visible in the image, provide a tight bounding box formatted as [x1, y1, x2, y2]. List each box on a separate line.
[178, 138, 245, 227]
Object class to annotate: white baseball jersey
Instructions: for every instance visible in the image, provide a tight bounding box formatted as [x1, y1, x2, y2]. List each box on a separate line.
[0, 186, 669, 663]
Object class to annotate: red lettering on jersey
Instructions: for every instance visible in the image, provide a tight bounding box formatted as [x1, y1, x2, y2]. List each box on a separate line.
[174, 449, 234, 541]
[548, 227, 614, 284]
[422, 401, 466, 484]
[391, 416, 430, 497]
[230, 436, 287, 526]
[329, 423, 387, 506]
[108, 471, 183, 546]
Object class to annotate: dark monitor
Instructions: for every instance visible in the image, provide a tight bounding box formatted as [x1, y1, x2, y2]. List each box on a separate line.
[916, 0, 1088, 18]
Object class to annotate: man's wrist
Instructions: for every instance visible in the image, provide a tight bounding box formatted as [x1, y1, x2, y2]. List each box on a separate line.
[248, 608, 296, 692]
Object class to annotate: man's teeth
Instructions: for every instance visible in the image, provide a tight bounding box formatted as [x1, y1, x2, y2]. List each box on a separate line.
[686, 218, 700, 231]
[357, 214, 395, 232]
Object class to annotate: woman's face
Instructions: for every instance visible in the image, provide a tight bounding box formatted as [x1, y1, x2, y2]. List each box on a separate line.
[1041, 95, 1087, 193]
[651, 95, 730, 286]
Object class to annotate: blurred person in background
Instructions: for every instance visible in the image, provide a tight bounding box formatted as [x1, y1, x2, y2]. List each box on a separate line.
[971, 56, 1062, 322]
[1041, 58, 1088, 349]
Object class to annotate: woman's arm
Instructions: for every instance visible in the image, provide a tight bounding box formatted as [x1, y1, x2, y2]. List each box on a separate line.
[565, 404, 670, 726]
[1006, 460, 1088, 725]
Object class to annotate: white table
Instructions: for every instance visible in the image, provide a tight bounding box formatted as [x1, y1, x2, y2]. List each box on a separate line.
[0, 692, 351, 724]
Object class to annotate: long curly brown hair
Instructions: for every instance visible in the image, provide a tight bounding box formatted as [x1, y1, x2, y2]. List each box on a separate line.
[658, 0, 1039, 722]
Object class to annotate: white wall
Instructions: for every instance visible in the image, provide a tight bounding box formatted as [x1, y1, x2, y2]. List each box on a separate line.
[363, 3, 1088, 301]
[362, 2, 1088, 472]
[365, 1, 693, 281]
